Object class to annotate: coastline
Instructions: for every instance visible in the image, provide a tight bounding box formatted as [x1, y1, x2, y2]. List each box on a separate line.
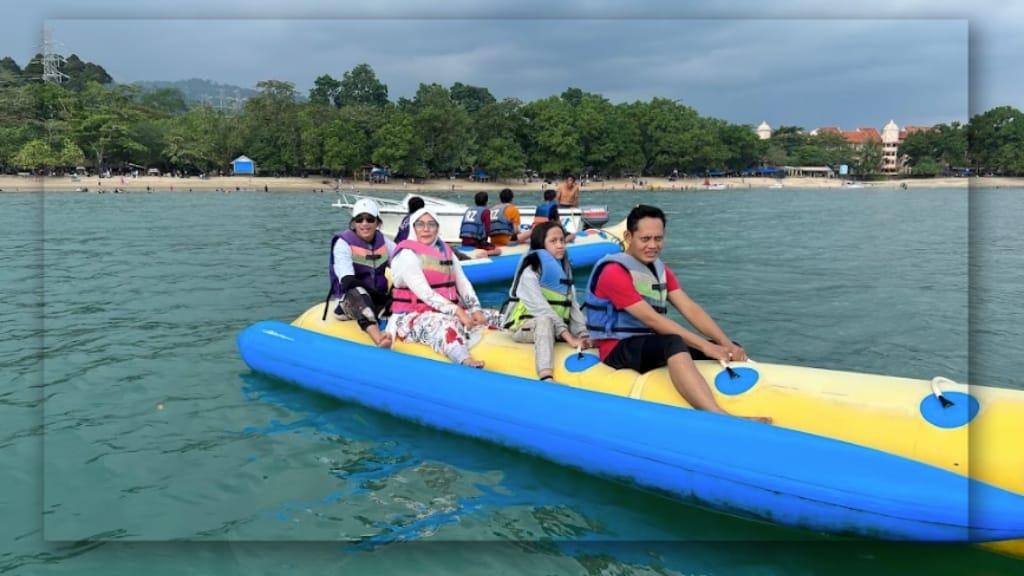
[0, 174, 1019, 194]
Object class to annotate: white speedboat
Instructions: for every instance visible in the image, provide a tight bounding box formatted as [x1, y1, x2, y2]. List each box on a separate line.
[332, 193, 609, 244]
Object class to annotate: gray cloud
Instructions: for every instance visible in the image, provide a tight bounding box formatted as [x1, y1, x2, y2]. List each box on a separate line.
[1, 1, 1013, 131]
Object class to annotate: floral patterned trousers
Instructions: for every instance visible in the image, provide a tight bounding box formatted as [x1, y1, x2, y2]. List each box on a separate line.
[390, 309, 502, 364]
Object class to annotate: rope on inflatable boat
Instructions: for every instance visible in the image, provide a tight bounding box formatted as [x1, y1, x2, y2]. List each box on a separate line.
[930, 376, 957, 408]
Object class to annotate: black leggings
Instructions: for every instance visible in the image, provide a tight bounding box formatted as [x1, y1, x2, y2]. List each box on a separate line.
[338, 287, 390, 331]
[603, 334, 718, 374]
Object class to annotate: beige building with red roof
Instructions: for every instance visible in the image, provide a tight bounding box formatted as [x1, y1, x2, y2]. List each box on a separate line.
[758, 120, 937, 175]
[881, 121, 933, 174]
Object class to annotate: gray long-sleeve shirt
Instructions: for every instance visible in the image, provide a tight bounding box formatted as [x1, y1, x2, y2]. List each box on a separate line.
[512, 267, 588, 338]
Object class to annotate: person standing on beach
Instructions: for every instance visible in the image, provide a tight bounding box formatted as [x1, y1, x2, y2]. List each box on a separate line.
[582, 204, 772, 424]
[556, 175, 581, 208]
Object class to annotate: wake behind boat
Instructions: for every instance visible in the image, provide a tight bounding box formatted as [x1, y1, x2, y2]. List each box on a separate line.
[332, 193, 610, 244]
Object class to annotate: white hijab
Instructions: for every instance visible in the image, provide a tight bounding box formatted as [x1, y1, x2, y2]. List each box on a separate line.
[409, 207, 440, 230]
[407, 207, 447, 250]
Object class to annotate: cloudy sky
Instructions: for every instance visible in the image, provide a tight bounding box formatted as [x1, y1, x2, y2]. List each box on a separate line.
[4, 1, 1020, 131]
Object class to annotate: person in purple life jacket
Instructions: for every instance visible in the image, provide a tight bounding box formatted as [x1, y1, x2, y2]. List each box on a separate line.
[324, 198, 396, 348]
[394, 196, 426, 243]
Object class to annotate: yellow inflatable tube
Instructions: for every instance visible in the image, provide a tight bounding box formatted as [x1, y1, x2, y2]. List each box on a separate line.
[292, 305, 1024, 557]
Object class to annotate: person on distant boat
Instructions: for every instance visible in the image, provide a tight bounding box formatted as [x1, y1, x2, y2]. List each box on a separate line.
[324, 198, 395, 349]
[488, 188, 531, 246]
[501, 221, 592, 381]
[389, 207, 502, 368]
[582, 204, 772, 424]
[459, 191, 501, 256]
[533, 189, 560, 226]
[394, 196, 425, 243]
[533, 189, 576, 242]
[555, 175, 581, 208]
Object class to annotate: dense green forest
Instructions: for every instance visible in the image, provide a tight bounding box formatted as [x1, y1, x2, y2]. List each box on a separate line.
[2, 54, 1023, 179]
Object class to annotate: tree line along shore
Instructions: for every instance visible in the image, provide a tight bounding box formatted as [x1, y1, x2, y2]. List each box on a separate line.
[3, 57, 1023, 183]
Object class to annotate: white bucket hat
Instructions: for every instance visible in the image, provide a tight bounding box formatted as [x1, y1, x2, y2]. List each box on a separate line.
[351, 198, 381, 219]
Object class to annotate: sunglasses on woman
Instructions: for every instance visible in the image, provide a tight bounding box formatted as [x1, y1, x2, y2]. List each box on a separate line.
[353, 215, 378, 224]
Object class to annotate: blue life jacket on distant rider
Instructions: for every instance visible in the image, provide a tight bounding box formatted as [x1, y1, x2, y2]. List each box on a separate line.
[329, 229, 389, 298]
[489, 203, 515, 237]
[459, 207, 486, 241]
[534, 200, 558, 223]
[582, 252, 668, 340]
[502, 250, 574, 330]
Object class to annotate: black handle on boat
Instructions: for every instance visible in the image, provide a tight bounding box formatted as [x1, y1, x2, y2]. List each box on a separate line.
[718, 359, 740, 379]
[930, 377, 956, 408]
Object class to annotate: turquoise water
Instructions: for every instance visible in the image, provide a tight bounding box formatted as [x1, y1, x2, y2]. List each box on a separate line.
[2, 187, 1022, 575]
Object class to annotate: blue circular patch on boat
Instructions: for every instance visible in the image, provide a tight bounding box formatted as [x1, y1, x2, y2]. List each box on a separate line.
[565, 353, 600, 372]
[714, 367, 759, 395]
[576, 230, 590, 237]
[919, 392, 979, 428]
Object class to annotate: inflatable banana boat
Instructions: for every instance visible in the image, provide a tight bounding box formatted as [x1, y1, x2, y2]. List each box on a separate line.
[456, 221, 624, 285]
[237, 306, 1024, 556]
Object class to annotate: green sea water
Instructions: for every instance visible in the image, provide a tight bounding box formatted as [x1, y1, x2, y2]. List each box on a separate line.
[2, 186, 1022, 575]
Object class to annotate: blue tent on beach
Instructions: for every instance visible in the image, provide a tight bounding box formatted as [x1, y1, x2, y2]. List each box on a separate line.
[232, 155, 255, 175]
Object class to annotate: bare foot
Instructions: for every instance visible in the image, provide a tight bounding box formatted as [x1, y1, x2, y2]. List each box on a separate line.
[375, 333, 393, 349]
[461, 358, 485, 368]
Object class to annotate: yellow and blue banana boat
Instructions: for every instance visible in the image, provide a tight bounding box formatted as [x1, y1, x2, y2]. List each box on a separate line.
[237, 306, 1024, 557]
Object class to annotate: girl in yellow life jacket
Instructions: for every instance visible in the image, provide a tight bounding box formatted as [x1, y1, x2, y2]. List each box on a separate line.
[501, 221, 593, 381]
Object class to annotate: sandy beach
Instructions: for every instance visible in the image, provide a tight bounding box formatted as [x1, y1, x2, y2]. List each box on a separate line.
[1, 174, 1020, 194]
